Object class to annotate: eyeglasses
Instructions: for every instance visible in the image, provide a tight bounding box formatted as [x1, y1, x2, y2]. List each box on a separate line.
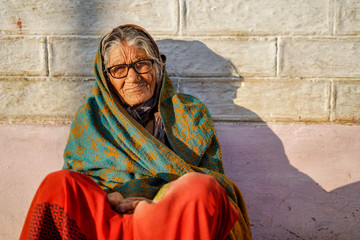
[106, 59, 155, 79]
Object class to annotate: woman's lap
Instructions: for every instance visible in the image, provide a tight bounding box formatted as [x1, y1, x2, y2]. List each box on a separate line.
[20, 170, 238, 240]
[134, 172, 239, 239]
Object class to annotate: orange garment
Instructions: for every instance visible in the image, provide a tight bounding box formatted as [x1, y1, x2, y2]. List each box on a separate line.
[20, 170, 238, 240]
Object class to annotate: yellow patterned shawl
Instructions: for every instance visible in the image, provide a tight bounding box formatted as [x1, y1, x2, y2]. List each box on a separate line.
[63, 26, 251, 239]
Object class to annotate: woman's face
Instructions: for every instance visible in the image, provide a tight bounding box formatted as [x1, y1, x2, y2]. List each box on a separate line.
[107, 43, 157, 107]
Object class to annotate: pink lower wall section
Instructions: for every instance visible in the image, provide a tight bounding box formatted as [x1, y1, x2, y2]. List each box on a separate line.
[0, 123, 359, 239]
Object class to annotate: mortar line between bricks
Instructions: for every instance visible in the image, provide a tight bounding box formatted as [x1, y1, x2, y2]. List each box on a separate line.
[45, 36, 50, 76]
[275, 37, 279, 77]
[179, 0, 187, 36]
[2, 34, 360, 39]
[333, 0, 338, 35]
[1, 76, 359, 81]
[176, 0, 181, 35]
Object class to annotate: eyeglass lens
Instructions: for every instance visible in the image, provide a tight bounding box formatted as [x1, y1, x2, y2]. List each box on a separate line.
[109, 60, 153, 78]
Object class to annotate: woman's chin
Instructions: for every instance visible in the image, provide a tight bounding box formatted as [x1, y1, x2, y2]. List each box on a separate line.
[123, 93, 152, 107]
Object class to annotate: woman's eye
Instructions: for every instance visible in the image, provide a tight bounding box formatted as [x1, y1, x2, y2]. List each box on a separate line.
[136, 62, 147, 68]
[113, 66, 127, 72]
[136, 61, 151, 70]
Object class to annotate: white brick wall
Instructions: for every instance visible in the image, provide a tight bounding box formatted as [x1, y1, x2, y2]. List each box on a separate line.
[48, 37, 100, 76]
[336, 0, 360, 34]
[279, 37, 360, 78]
[0, 0, 178, 35]
[0, 78, 93, 122]
[333, 81, 360, 122]
[0, 0, 359, 123]
[0, 36, 47, 76]
[185, 0, 331, 35]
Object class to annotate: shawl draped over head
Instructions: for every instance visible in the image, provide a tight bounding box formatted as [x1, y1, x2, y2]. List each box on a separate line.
[63, 24, 251, 239]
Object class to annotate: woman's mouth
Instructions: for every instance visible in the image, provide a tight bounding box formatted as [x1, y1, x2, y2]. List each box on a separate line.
[124, 84, 147, 92]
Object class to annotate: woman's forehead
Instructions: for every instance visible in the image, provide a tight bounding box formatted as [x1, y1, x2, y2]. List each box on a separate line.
[109, 44, 148, 64]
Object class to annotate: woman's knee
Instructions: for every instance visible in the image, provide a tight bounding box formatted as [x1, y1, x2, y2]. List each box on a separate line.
[175, 172, 225, 200]
[41, 170, 90, 190]
[41, 170, 69, 183]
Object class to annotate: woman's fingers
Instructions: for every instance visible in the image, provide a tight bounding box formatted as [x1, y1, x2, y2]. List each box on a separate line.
[126, 197, 152, 203]
[107, 192, 124, 206]
[107, 193, 153, 214]
[113, 199, 139, 214]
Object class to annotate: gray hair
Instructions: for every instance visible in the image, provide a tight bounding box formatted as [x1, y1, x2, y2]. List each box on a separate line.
[102, 26, 163, 82]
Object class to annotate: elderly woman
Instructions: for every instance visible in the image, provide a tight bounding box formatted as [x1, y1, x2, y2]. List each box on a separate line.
[20, 25, 251, 240]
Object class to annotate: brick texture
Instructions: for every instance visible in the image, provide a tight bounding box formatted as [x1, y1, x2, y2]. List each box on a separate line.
[49, 37, 100, 77]
[0, 78, 93, 122]
[180, 78, 330, 122]
[0, 37, 46, 76]
[0, 0, 178, 35]
[280, 37, 360, 78]
[186, 0, 330, 35]
[0, 0, 359, 123]
[333, 81, 360, 122]
[337, 0, 360, 34]
[158, 38, 276, 77]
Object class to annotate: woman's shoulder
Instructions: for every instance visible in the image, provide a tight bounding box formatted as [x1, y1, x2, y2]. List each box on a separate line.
[172, 93, 212, 117]
[176, 93, 204, 105]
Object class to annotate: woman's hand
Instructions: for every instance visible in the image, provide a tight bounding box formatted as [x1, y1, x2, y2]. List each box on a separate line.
[107, 192, 152, 214]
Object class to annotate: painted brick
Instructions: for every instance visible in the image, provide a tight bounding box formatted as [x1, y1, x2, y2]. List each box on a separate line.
[280, 37, 360, 78]
[337, 0, 360, 34]
[185, 0, 330, 35]
[180, 78, 330, 122]
[49, 37, 101, 77]
[157, 38, 276, 77]
[333, 81, 360, 122]
[234, 79, 331, 121]
[0, 0, 178, 35]
[0, 36, 46, 76]
[0, 78, 93, 122]
[180, 79, 247, 120]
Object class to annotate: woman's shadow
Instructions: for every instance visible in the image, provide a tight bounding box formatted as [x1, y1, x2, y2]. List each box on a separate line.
[157, 39, 360, 239]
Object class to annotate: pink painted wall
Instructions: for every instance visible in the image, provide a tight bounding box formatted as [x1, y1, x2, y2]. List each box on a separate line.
[219, 123, 360, 239]
[0, 123, 359, 239]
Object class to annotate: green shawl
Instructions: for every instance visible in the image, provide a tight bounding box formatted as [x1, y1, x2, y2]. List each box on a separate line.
[63, 25, 251, 239]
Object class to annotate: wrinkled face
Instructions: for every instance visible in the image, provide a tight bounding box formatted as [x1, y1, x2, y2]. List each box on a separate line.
[107, 43, 157, 107]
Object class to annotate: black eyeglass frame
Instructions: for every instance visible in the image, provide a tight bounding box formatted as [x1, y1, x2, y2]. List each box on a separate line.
[106, 59, 156, 79]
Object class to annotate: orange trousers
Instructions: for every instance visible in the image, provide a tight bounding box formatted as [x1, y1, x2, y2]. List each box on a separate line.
[20, 170, 238, 240]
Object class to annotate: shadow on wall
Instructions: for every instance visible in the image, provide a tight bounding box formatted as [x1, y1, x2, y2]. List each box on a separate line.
[156, 39, 360, 239]
[157, 39, 261, 121]
[220, 123, 360, 239]
[157, 40, 242, 78]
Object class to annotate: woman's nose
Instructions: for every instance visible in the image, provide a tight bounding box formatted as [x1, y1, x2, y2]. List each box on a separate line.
[126, 67, 140, 82]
